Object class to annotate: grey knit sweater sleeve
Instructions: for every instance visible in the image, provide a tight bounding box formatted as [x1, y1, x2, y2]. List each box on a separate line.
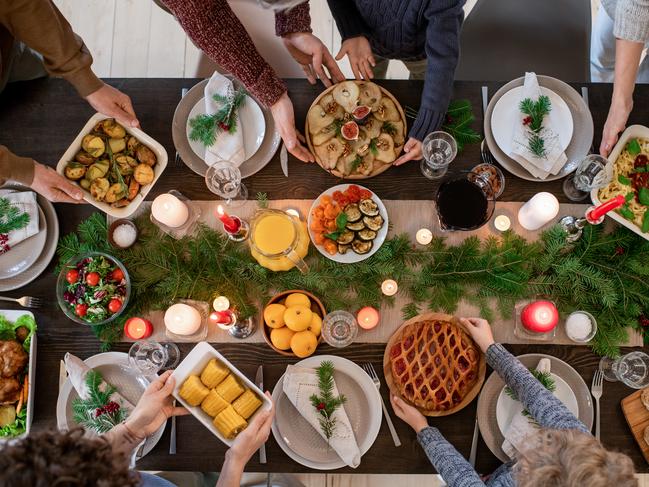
[613, 0, 649, 43]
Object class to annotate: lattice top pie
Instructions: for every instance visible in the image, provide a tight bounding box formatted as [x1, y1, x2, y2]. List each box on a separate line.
[389, 319, 481, 413]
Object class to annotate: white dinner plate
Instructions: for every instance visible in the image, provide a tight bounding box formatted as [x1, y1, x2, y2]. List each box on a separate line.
[491, 86, 573, 157]
[186, 95, 265, 164]
[495, 372, 579, 436]
[0, 205, 47, 280]
[271, 355, 382, 470]
[56, 352, 164, 460]
[307, 184, 389, 264]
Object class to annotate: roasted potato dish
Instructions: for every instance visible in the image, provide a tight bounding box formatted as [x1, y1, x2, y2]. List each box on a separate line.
[64, 119, 158, 207]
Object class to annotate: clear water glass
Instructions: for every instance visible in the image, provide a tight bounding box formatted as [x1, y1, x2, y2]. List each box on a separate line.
[205, 160, 248, 208]
[563, 155, 612, 201]
[420, 131, 458, 180]
[599, 351, 649, 388]
[321, 310, 358, 348]
[128, 341, 180, 376]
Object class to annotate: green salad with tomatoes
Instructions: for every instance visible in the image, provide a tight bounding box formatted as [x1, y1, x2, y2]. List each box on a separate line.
[62, 255, 128, 323]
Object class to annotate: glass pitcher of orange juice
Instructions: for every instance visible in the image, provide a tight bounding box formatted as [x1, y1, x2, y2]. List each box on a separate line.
[249, 209, 309, 273]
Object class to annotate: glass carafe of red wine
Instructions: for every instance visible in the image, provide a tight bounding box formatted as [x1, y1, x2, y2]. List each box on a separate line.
[435, 172, 495, 231]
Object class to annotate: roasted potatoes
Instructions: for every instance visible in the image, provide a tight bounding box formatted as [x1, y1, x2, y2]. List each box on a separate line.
[105, 183, 126, 203]
[128, 178, 140, 200]
[64, 162, 87, 180]
[108, 137, 126, 153]
[86, 160, 109, 181]
[90, 177, 110, 201]
[133, 164, 154, 185]
[81, 135, 105, 158]
[102, 119, 126, 138]
[135, 144, 157, 166]
[74, 150, 95, 165]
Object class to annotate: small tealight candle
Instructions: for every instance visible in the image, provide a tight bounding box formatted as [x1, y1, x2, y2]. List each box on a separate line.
[212, 296, 230, 312]
[416, 228, 433, 245]
[210, 310, 235, 330]
[521, 300, 559, 333]
[151, 194, 189, 228]
[494, 215, 511, 232]
[381, 279, 398, 296]
[518, 192, 560, 231]
[164, 303, 202, 336]
[357, 306, 380, 330]
[124, 317, 153, 340]
[285, 208, 301, 219]
[216, 205, 240, 233]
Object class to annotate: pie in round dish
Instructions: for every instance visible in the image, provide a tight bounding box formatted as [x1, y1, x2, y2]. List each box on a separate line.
[383, 312, 486, 416]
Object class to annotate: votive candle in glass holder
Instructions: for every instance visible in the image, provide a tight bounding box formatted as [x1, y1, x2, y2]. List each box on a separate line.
[357, 306, 380, 330]
[216, 205, 249, 242]
[150, 190, 201, 239]
[164, 299, 209, 342]
[517, 192, 559, 230]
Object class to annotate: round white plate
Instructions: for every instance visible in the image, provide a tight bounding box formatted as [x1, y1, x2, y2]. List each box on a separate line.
[491, 85, 573, 157]
[186, 95, 265, 164]
[271, 355, 382, 470]
[495, 372, 579, 436]
[307, 184, 389, 264]
[56, 352, 164, 460]
[0, 206, 47, 279]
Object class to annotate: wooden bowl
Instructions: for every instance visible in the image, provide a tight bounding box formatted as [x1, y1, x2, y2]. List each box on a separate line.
[261, 289, 325, 357]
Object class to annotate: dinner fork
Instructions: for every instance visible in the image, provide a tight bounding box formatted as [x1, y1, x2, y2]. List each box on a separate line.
[480, 139, 496, 165]
[591, 370, 603, 441]
[362, 363, 402, 447]
[0, 296, 43, 308]
[174, 87, 189, 166]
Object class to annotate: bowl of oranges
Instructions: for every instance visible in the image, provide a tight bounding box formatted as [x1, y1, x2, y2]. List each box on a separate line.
[261, 290, 325, 357]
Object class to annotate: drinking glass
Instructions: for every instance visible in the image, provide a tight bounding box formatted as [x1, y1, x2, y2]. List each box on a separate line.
[420, 131, 458, 180]
[599, 351, 649, 388]
[205, 160, 248, 208]
[128, 341, 180, 376]
[321, 310, 358, 348]
[563, 155, 613, 201]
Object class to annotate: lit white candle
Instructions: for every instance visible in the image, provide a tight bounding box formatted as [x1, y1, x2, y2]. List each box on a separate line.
[381, 279, 398, 296]
[494, 215, 511, 232]
[164, 303, 202, 335]
[212, 296, 230, 312]
[285, 208, 301, 219]
[517, 192, 559, 230]
[416, 228, 433, 245]
[152, 194, 189, 228]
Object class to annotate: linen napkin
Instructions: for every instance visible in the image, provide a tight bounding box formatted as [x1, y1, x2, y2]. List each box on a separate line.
[0, 190, 39, 255]
[283, 364, 361, 468]
[510, 72, 567, 179]
[502, 358, 551, 459]
[203, 71, 246, 166]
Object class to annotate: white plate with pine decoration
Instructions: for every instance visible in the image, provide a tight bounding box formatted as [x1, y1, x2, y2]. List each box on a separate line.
[0, 205, 47, 280]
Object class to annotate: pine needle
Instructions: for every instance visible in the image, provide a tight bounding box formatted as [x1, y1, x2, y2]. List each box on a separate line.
[0, 197, 30, 235]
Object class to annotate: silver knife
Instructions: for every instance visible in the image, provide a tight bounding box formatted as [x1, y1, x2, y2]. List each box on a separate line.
[481, 86, 489, 119]
[169, 399, 177, 455]
[280, 144, 289, 177]
[469, 418, 479, 467]
[255, 365, 267, 464]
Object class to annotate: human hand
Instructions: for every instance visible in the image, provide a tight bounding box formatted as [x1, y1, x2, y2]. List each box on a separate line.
[125, 371, 189, 438]
[282, 32, 345, 87]
[335, 36, 375, 81]
[270, 92, 314, 163]
[394, 138, 422, 166]
[85, 83, 139, 128]
[390, 394, 428, 433]
[459, 317, 495, 353]
[31, 162, 84, 204]
[600, 97, 633, 156]
[226, 392, 274, 466]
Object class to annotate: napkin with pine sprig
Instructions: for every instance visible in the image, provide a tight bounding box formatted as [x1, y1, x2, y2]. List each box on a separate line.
[0, 191, 38, 255]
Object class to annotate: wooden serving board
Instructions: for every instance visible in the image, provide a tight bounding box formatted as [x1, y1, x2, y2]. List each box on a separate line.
[382, 312, 486, 417]
[621, 388, 649, 464]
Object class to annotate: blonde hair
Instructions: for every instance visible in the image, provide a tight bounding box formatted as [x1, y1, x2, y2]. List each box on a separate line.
[515, 429, 637, 487]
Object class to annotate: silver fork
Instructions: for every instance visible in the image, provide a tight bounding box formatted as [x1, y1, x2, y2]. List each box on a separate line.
[175, 87, 189, 166]
[591, 370, 603, 441]
[480, 139, 496, 165]
[362, 363, 402, 447]
[0, 296, 43, 308]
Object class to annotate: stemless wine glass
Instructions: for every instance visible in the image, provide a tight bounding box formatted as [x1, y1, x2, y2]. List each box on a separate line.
[321, 310, 358, 348]
[420, 131, 458, 180]
[128, 340, 180, 376]
[563, 155, 613, 201]
[599, 351, 649, 388]
[205, 160, 248, 208]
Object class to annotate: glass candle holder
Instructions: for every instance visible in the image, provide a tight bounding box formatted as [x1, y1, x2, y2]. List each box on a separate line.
[164, 299, 209, 342]
[150, 190, 201, 239]
[322, 310, 358, 348]
[514, 299, 558, 342]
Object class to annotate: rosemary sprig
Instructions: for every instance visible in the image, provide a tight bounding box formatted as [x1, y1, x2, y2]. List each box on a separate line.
[309, 361, 347, 441]
[189, 88, 248, 147]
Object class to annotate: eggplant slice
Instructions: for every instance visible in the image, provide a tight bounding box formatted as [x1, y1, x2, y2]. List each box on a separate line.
[346, 220, 366, 231]
[337, 230, 355, 245]
[352, 239, 373, 254]
[363, 215, 384, 231]
[338, 243, 351, 254]
[344, 203, 362, 222]
[358, 229, 377, 241]
[359, 198, 379, 217]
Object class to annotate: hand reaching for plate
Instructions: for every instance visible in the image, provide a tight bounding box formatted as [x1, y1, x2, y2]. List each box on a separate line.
[390, 394, 428, 433]
[336, 36, 375, 81]
[394, 138, 423, 166]
[282, 32, 345, 87]
[271, 93, 314, 163]
[459, 317, 495, 354]
[31, 162, 84, 204]
[85, 83, 139, 129]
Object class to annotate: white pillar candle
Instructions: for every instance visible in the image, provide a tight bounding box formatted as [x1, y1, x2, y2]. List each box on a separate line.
[152, 194, 189, 228]
[517, 192, 559, 230]
[164, 303, 202, 335]
[381, 279, 398, 296]
[416, 228, 433, 245]
[494, 215, 511, 232]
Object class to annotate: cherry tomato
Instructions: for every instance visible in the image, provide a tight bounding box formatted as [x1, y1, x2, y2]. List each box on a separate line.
[111, 268, 125, 281]
[359, 189, 372, 199]
[75, 303, 88, 317]
[65, 269, 79, 284]
[108, 298, 122, 314]
[86, 272, 100, 286]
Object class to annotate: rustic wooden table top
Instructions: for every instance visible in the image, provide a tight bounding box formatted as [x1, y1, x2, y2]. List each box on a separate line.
[0, 78, 647, 474]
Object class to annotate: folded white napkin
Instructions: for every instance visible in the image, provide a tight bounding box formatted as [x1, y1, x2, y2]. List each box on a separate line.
[0, 190, 39, 255]
[203, 71, 246, 166]
[283, 364, 361, 468]
[502, 358, 551, 459]
[510, 72, 567, 179]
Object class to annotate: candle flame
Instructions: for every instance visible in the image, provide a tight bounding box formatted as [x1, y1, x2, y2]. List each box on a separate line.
[216, 205, 225, 216]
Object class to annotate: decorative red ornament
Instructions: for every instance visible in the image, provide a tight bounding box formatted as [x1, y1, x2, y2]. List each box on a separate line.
[445, 115, 453, 124]
[218, 122, 230, 131]
[638, 315, 649, 327]
[95, 401, 120, 417]
[523, 116, 532, 126]
[521, 300, 559, 333]
[317, 402, 325, 411]
[615, 246, 625, 256]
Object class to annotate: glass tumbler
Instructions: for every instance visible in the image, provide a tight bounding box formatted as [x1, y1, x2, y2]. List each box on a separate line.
[420, 131, 458, 180]
[205, 160, 248, 208]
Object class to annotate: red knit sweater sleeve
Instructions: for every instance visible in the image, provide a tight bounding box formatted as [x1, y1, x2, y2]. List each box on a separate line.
[275, 2, 312, 37]
[162, 0, 286, 107]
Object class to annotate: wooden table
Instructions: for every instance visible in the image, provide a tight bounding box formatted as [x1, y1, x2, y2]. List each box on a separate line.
[1, 78, 648, 474]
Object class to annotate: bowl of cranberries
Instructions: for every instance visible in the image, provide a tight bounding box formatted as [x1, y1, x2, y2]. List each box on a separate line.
[56, 252, 131, 325]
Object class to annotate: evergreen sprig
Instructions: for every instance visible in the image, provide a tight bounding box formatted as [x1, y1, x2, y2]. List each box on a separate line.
[189, 88, 248, 147]
[441, 99, 482, 152]
[519, 95, 551, 133]
[505, 368, 555, 419]
[309, 361, 347, 440]
[0, 197, 30, 235]
[71, 370, 127, 433]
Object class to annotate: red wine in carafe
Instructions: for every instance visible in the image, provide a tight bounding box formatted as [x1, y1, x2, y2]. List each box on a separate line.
[437, 179, 488, 230]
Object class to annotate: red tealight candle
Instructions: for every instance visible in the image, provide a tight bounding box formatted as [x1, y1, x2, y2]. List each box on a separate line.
[586, 195, 626, 223]
[210, 310, 234, 329]
[357, 306, 380, 330]
[124, 317, 153, 340]
[520, 300, 559, 333]
[216, 205, 240, 233]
